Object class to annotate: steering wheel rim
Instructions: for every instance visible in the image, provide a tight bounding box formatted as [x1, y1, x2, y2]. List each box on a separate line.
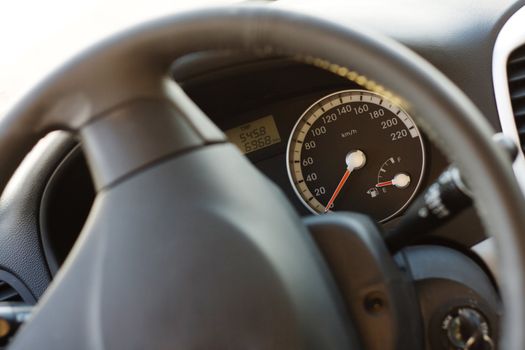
[2, 5, 524, 349]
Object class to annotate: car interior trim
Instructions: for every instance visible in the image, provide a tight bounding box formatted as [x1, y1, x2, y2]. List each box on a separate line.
[493, 4, 525, 192]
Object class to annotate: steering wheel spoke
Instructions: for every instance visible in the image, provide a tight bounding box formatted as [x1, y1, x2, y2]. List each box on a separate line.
[79, 96, 217, 189]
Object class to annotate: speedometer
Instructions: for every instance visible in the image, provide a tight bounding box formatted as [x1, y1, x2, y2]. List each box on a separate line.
[286, 89, 425, 222]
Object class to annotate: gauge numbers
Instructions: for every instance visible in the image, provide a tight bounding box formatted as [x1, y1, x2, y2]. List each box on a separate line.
[286, 89, 425, 222]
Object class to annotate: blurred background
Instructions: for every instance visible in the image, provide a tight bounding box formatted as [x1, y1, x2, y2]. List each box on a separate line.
[0, 0, 234, 117]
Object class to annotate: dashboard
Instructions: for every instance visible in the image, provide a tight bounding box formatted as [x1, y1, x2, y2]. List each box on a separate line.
[39, 55, 491, 271]
[38, 55, 492, 271]
[2, 0, 524, 302]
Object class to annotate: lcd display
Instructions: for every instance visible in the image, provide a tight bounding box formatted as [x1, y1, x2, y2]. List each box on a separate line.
[225, 115, 281, 154]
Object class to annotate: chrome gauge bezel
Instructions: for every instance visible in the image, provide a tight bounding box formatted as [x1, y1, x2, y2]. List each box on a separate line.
[286, 89, 426, 222]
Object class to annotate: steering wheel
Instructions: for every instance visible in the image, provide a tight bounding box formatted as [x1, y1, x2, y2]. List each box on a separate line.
[2, 5, 525, 349]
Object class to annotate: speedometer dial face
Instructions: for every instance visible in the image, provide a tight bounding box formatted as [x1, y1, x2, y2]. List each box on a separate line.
[287, 90, 425, 222]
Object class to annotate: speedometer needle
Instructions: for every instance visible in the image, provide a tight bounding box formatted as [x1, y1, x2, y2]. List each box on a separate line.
[324, 169, 351, 213]
[324, 150, 366, 213]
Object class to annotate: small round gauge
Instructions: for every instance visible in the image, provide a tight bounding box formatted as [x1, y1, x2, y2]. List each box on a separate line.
[286, 89, 425, 222]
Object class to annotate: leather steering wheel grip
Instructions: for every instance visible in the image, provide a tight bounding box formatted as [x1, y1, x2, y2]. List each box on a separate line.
[0, 5, 523, 349]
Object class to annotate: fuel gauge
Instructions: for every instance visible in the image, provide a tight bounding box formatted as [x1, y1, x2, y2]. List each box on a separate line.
[362, 156, 418, 220]
[375, 157, 412, 194]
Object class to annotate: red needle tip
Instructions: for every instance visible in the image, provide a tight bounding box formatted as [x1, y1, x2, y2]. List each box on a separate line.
[324, 169, 351, 213]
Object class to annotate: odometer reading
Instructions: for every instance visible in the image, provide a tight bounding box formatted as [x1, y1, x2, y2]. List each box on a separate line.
[225, 115, 281, 154]
[286, 90, 425, 222]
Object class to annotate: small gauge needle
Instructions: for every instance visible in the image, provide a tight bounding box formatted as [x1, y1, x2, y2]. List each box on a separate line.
[375, 173, 411, 189]
[324, 150, 366, 213]
[376, 180, 394, 188]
